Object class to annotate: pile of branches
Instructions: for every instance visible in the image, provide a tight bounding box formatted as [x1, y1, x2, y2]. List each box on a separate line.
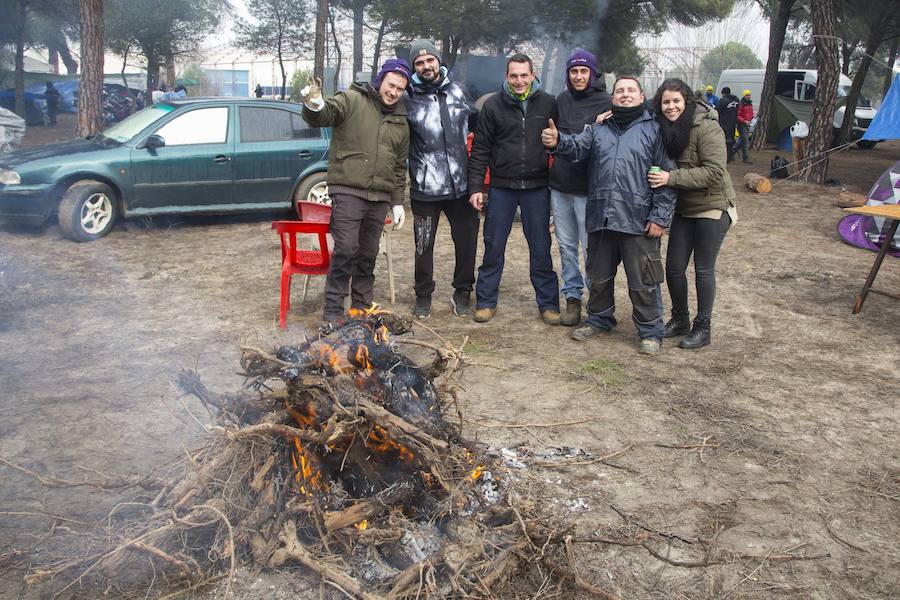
[13, 311, 617, 599]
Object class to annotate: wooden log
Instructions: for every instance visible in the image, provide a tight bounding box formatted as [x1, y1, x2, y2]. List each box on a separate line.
[743, 172, 772, 193]
[324, 481, 414, 531]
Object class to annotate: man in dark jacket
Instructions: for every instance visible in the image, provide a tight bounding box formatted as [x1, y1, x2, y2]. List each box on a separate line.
[302, 59, 411, 324]
[549, 49, 612, 327]
[44, 81, 60, 126]
[468, 53, 560, 325]
[542, 76, 676, 355]
[403, 39, 479, 319]
[715, 87, 740, 162]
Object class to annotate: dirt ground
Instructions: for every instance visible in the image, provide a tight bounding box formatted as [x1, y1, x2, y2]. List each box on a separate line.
[0, 115, 898, 599]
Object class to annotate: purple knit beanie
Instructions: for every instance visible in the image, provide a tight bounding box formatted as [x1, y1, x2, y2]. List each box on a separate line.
[565, 49, 598, 91]
[373, 58, 412, 91]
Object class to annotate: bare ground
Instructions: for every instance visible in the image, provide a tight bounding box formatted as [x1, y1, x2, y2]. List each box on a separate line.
[0, 118, 898, 599]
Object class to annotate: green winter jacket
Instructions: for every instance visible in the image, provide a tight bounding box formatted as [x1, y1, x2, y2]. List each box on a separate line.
[667, 104, 736, 216]
[302, 82, 409, 205]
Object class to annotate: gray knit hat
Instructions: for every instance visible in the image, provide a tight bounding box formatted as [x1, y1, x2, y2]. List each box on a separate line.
[409, 39, 441, 65]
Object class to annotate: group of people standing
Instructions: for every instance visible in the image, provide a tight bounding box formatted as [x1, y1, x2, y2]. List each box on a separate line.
[300, 42, 737, 355]
[711, 86, 755, 164]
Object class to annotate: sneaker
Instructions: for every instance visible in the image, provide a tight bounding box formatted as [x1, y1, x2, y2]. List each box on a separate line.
[450, 289, 471, 317]
[571, 324, 607, 341]
[473, 307, 495, 323]
[638, 338, 661, 355]
[541, 310, 561, 325]
[412, 296, 432, 319]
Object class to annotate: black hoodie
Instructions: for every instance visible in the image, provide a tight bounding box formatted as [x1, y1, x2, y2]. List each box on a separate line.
[549, 79, 612, 194]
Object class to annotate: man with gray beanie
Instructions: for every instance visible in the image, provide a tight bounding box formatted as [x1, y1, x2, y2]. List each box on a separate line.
[403, 39, 479, 319]
[549, 49, 612, 326]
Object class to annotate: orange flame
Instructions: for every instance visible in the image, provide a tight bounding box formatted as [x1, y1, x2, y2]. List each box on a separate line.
[367, 425, 415, 463]
[348, 303, 386, 319]
[354, 345, 373, 371]
[468, 465, 484, 482]
[354, 519, 368, 531]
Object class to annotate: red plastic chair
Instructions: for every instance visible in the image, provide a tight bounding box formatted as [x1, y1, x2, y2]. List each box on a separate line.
[272, 201, 333, 328]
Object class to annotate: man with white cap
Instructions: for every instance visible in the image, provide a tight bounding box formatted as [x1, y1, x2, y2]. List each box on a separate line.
[403, 39, 479, 319]
[301, 60, 411, 326]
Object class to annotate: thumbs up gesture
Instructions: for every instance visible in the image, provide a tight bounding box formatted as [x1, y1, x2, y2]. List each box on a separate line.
[541, 118, 558, 148]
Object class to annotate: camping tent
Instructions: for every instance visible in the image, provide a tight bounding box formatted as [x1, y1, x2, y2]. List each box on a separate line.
[837, 160, 900, 256]
[862, 73, 900, 141]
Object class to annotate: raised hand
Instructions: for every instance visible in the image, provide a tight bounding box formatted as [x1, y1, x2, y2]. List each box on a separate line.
[541, 118, 558, 148]
[301, 77, 324, 108]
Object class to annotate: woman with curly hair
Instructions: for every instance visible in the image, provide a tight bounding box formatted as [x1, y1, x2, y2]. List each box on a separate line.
[647, 78, 737, 349]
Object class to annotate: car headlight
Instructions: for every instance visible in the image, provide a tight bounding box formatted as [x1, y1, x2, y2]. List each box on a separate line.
[0, 168, 21, 185]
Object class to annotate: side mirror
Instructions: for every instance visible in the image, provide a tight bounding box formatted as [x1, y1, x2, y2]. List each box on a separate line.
[143, 134, 165, 149]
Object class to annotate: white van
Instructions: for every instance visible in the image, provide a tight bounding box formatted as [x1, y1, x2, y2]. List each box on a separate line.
[716, 69, 880, 148]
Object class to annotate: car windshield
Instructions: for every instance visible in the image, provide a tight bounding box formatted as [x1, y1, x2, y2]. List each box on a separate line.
[101, 104, 176, 143]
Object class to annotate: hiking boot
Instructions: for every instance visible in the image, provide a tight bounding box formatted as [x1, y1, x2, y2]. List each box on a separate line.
[679, 319, 711, 349]
[412, 296, 432, 319]
[663, 313, 691, 338]
[473, 307, 495, 323]
[450, 289, 471, 317]
[571, 324, 607, 341]
[541, 310, 561, 325]
[559, 298, 582, 326]
[638, 338, 661, 356]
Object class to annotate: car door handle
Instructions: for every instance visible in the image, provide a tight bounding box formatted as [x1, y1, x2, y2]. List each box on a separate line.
[214, 155, 231, 163]
[297, 151, 312, 158]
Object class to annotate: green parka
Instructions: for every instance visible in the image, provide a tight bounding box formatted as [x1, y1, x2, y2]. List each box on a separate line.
[302, 82, 409, 206]
[667, 104, 737, 216]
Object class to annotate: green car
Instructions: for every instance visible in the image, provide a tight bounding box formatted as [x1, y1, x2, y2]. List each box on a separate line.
[0, 98, 331, 241]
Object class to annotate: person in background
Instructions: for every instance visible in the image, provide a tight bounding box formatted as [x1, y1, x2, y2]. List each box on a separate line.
[542, 76, 676, 356]
[468, 53, 560, 325]
[403, 39, 479, 319]
[44, 81, 60, 126]
[714, 87, 739, 162]
[648, 78, 736, 349]
[734, 89, 754, 164]
[704, 85, 719, 106]
[301, 59, 411, 326]
[255, 83, 264, 98]
[548, 49, 612, 327]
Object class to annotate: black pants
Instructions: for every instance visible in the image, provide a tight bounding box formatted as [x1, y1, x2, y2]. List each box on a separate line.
[323, 193, 389, 319]
[584, 230, 664, 340]
[411, 197, 479, 299]
[665, 213, 731, 323]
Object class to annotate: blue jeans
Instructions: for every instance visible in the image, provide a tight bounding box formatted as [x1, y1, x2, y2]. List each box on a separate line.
[550, 189, 589, 300]
[476, 186, 559, 312]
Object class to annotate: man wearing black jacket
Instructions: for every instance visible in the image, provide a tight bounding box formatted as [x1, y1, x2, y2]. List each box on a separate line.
[549, 50, 612, 326]
[715, 87, 740, 162]
[468, 54, 560, 324]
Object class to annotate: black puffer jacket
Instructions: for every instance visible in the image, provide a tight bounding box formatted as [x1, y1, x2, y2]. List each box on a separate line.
[467, 79, 557, 192]
[715, 93, 739, 141]
[404, 68, 478, 201]
[554, 110, 676, 235]
[549, 80, 612, 194]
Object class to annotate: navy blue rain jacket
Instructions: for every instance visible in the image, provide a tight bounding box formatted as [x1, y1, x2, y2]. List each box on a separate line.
[554, 110, 677, 235]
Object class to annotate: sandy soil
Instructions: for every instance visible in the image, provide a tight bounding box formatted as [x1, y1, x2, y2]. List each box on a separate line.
[0, 118, 898, 599]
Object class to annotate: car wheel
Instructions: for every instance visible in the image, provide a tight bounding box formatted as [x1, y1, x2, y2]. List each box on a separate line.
[58, 180, 117, 242]
[856, 140, 877, 150]
[293, 172, 330, 207]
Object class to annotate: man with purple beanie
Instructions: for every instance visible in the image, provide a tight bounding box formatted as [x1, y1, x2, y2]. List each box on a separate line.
[301, 59, 411, 325]
[549, 49, 612, 326]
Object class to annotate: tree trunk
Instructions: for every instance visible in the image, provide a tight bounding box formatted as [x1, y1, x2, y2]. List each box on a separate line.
[801, 0, 840, 184]
[314, 0, 328, 81]
[370, 17, 386, 79]
[14, 0, 27, 118]
[49, 46, 60, 74]
[352, 0, 365, 79]
[837, 5, 890, 145]
[59, 42, 79, 74]
[751, 0, 795, 151]
[840, 39, 857, 76]
[146, 50, 160, 99]
[883, 37, 899, 99]
[540, 41, 556, 84]
[120, 42, 136, 114]
[328, 7, 341, 91]
[78, 0, 104, 137]
[165, 52, 176, 90]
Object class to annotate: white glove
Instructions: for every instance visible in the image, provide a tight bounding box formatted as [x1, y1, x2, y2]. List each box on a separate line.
[302, 77, 324, 111]
[391, 205, 405, 230]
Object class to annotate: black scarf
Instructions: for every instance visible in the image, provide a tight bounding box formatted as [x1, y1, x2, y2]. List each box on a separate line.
[611, 104, 644, 129]
[657, 102, 696, 159]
